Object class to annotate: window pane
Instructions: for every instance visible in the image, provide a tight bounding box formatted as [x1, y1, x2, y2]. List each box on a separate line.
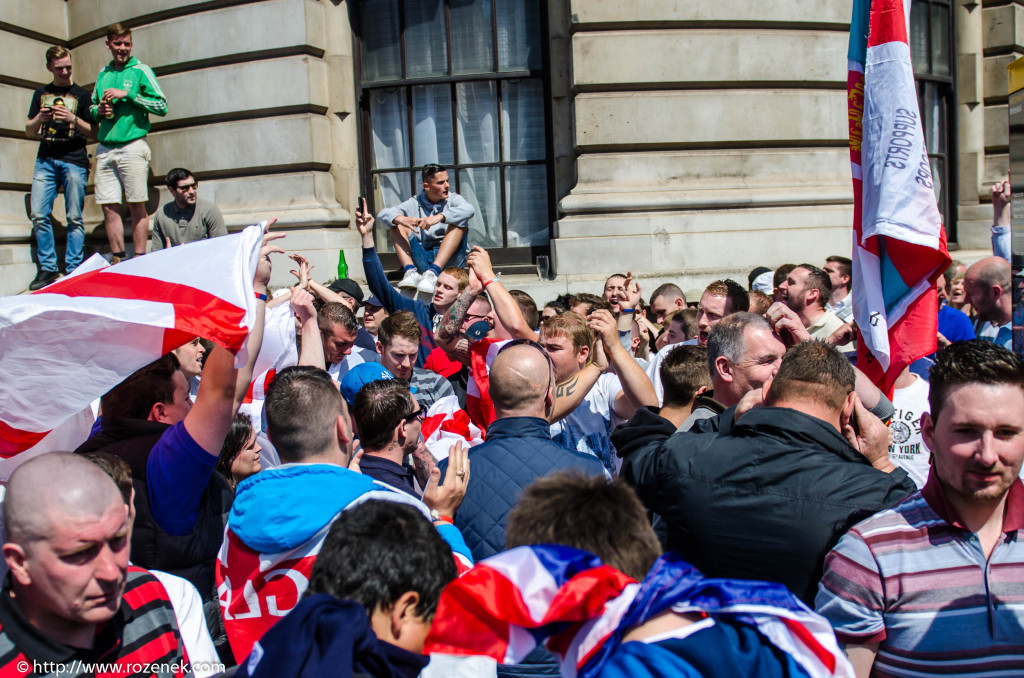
[505, 165, 548, 246]
[910, 0, 928, 75]
[502, 79, 545, 161]
[451, 0, 494, 75]
[405, 0, 448, 79]
[929, 156, 944, 217]
[922, 83, 945, 154]
[412, 85, 455, 166]
[930, 4, 950, 77]
[370, 89, 409, 170]
[373, 171, 414, 251]
[459, 167, 502, 247]
[360, 0, 402, 82]
[456, 81, 499, 163]
[497, 0, 542, 71]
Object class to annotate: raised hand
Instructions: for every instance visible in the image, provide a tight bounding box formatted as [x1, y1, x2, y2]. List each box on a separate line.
[423, 440, 469, 518]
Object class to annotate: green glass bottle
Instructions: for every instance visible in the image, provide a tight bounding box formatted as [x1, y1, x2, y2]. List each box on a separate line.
[337, 250, 348, 279]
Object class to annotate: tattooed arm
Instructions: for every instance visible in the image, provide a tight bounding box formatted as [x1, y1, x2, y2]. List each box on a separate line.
[435, 269, 484, 365]
[548, 337, 610, 423]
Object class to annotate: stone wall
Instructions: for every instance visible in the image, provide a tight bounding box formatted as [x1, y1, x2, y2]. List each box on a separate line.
[0, 0, 362, 295]
[957, 0, 1024, 249]
[550, 0, 856, 280]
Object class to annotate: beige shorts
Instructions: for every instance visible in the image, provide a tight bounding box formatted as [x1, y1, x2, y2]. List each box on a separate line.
[94, 138, 151, 204]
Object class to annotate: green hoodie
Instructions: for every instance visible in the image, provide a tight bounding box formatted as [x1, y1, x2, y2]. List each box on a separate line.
[90, 56, 168, 147]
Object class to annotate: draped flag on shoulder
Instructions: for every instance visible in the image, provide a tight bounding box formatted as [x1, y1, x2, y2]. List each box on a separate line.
[849, 0, 951, 395]
[0, 225, 265, 461]
[425, 545, 852, 678]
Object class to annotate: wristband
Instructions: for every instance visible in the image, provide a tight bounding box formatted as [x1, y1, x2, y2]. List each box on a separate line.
[620, 308, 635, 314]
[430, 510, 454, 524]
[254, 291, 268, 302]
[482, 278, 497, 290]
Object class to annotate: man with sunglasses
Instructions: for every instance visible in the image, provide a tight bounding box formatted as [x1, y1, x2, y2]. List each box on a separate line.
[351, 377, 427, 497]
[152, 167, 227, 249]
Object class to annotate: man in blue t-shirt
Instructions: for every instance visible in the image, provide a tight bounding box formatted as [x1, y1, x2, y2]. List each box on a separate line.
[73, 231, 278, 662]
[25, 45, 96, 290]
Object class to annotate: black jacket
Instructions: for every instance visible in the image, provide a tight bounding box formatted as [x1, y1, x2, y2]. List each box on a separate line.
[619, 406, 916, 604]
[74, 416, 233, 660]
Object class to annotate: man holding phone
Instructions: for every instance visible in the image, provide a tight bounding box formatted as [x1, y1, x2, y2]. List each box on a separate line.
[25, 45, 96, 290]
[90, 23, 168, 261]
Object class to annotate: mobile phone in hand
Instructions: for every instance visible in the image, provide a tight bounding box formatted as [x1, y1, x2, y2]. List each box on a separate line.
[357, 196, 366, 217]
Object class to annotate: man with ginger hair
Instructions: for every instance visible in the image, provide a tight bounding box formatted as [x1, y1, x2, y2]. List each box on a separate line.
[540, 311, 657, 473]
[439, 342, 606, 561]
[1, 453, 189, 675]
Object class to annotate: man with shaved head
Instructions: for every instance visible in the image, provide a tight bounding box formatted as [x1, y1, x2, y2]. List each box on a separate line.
[439, 341, 606, 561]
[1, 453, 189, 675]
[648, 283, 687, 325]
[963, 256, 1012, 349]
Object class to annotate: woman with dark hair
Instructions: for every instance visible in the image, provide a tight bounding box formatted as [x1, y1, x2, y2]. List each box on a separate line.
[216, 412, 262, 491]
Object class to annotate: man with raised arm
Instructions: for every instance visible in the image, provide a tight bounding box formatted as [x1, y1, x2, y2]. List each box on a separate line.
[358, 200, 466, 367]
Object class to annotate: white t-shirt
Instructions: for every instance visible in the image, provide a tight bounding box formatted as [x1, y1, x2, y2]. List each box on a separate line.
[550, 372, 624, 474]
[888, 373, 931, 488]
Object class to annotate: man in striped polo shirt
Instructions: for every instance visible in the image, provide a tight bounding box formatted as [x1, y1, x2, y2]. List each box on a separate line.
[816, 341, 1024, 677]
[0, 454, 189, 677]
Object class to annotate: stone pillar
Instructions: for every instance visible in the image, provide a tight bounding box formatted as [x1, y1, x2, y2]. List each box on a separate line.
[552, 0, 855, 282]
[0, 1, 70, 295]
[967, 1, 1024, 250]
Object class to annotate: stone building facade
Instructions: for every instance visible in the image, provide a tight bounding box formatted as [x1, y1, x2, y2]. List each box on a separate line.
[0, 0, 1015, 295]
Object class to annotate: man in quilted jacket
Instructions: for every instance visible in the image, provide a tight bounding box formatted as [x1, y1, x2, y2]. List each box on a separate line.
[439, 342, 606, 561]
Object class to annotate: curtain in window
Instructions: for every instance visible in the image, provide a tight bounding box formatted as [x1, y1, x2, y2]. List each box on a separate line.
[405, 0, 448, 78]
[361, 0, 401, 82]
[457, 82, 502, 246]
[502, 79, 547, 245]
[451, 0, 493, 74]
[497, 0, 541, 71]
[413, 85, 455, 166]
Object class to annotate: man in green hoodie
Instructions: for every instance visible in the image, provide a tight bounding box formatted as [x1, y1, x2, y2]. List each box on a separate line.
[90, 23, 168, 260]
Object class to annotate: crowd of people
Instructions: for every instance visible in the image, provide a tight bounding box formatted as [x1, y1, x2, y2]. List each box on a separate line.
[11, 20, 1024, 678]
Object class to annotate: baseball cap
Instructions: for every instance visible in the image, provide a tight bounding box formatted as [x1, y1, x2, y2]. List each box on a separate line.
[340, 362, 416, 406]
[328, 278, 364, 305]
[364, 294, 384, 308]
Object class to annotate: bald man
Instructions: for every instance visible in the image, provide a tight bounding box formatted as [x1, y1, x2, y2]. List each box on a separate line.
[964, 256, 1013, 349]
[439, 342, 606, 561]
[0, 453, 190, 674]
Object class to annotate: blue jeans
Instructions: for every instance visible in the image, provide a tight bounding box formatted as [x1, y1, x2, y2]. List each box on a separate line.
[409, 227, 468, 273]
[31, 157, 88, 272]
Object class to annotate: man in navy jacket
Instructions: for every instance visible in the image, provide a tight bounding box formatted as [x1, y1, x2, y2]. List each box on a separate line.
[440, 342, 606, 561]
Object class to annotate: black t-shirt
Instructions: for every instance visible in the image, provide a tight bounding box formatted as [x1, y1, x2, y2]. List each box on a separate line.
[27, 83, 94, 168]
